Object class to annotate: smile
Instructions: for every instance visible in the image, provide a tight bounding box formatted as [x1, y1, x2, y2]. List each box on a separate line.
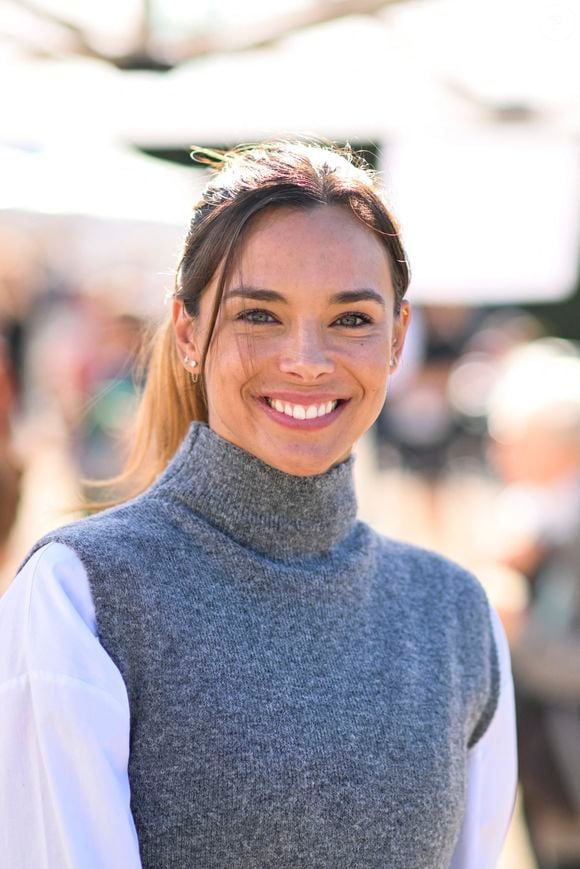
[259, 395, 348, 430]
[264, 398, 339, 419]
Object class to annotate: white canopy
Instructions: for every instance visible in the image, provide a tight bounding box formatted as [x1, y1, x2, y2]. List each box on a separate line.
[1, 0, 579, 304]
[0, 142, 203, 225]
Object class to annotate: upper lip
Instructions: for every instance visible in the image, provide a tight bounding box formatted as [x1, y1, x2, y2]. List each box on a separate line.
[261, 392, 347, 404]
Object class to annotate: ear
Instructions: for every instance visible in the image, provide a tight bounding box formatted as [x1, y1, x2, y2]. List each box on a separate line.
[390, 301, 411, 370]
[172, 299, 201, 367]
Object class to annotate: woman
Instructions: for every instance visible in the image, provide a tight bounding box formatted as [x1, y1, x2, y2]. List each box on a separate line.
[0, 141, 516, 868]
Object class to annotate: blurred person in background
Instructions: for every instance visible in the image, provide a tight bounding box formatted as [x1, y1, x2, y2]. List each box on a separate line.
[377, 305, 545, 474]
[375, 303, 544, 547]
[445, 308, 546, 452]
[70, 272, 147, 486]
[24, 287, 144, 489]
[0, 140, 516, 868]
[486, 339, 580, 869]
[72, 310, 144, 486]
[0, 334, 21, 562]
[0, 225, 41, 404]
[0, 226, 40, 564]
[375, 304, 486, 477]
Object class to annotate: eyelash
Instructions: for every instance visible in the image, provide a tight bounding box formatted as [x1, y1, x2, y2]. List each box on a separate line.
[236, 308, 277, 324]
[235, 309, 374, 328]
[335, 311, 374, 328]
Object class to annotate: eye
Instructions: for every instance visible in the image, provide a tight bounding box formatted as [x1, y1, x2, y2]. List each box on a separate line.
[333, 311, 374, 328]
[235, 308, 278, 324]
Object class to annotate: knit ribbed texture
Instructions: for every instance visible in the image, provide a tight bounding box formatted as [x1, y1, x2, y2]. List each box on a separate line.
[22, 422, 499, 868]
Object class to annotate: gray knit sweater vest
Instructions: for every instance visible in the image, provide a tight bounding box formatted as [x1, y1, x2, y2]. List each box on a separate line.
[22, 422, 499, 868]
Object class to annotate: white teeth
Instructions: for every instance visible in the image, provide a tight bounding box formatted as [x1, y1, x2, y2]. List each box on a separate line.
[267, 398, 339, 419]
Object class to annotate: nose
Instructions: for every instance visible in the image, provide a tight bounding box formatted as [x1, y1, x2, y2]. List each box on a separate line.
[278, 323, 335, 379]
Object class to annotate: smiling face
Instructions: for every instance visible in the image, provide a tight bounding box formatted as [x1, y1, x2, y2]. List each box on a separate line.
[173, 204, 410, 476]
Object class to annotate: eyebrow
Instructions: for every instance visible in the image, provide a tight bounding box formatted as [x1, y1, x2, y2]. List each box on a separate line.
[330, 289, 385, 307]
[225, 286, 386, 306]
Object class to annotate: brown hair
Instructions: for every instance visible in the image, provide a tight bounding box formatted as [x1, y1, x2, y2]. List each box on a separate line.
[84, 139, 410, 510]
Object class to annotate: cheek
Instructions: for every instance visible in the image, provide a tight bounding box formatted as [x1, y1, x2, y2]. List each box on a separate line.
[205, 331, 270, 390]
[348, 337, 390, 387]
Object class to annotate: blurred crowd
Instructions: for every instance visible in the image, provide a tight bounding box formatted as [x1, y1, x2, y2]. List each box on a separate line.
[375, 305, 580, 869]
[0, 222, 146, 564]
[1, 218, 580, 869]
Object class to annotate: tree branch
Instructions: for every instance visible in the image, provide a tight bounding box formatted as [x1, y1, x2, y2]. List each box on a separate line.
[167, 0, 412, 63]
[6, 0, 416, 70]
[9, 0, 101, 58]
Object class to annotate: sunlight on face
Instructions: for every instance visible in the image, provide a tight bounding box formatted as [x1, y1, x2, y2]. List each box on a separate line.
[176, 204, 410, 476]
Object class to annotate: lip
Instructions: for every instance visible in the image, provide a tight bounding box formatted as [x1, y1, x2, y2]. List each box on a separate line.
[257, 396, 349, 430]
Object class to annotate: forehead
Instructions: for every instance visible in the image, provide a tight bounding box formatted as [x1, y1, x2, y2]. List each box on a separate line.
[232, 204, 394, 295]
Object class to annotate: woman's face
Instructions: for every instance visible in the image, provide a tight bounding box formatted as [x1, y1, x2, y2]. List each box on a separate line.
[173, 204, 410, 476]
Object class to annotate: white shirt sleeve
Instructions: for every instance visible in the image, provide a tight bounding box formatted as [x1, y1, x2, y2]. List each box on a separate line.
[0, 542, 142, 869]
[450, 606, 518, 869]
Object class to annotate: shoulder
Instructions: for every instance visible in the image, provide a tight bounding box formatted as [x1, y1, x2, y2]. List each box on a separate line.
[1, 542, 126, 706]
[374, 533, 490, 613]
[2, 541, 95, 641]
[17, 492, 177, 576]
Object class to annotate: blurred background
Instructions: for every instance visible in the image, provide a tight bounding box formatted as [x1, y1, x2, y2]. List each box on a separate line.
[1, 1, 579, 866]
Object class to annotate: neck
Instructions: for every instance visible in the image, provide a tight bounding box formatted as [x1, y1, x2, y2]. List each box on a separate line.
[149, 422, 358, 561]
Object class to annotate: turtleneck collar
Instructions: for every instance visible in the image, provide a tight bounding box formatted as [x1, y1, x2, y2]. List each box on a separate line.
[149, 422, 358, 561]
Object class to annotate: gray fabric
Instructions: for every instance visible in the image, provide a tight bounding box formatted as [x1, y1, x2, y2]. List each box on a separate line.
[21, 422, 499, 868]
